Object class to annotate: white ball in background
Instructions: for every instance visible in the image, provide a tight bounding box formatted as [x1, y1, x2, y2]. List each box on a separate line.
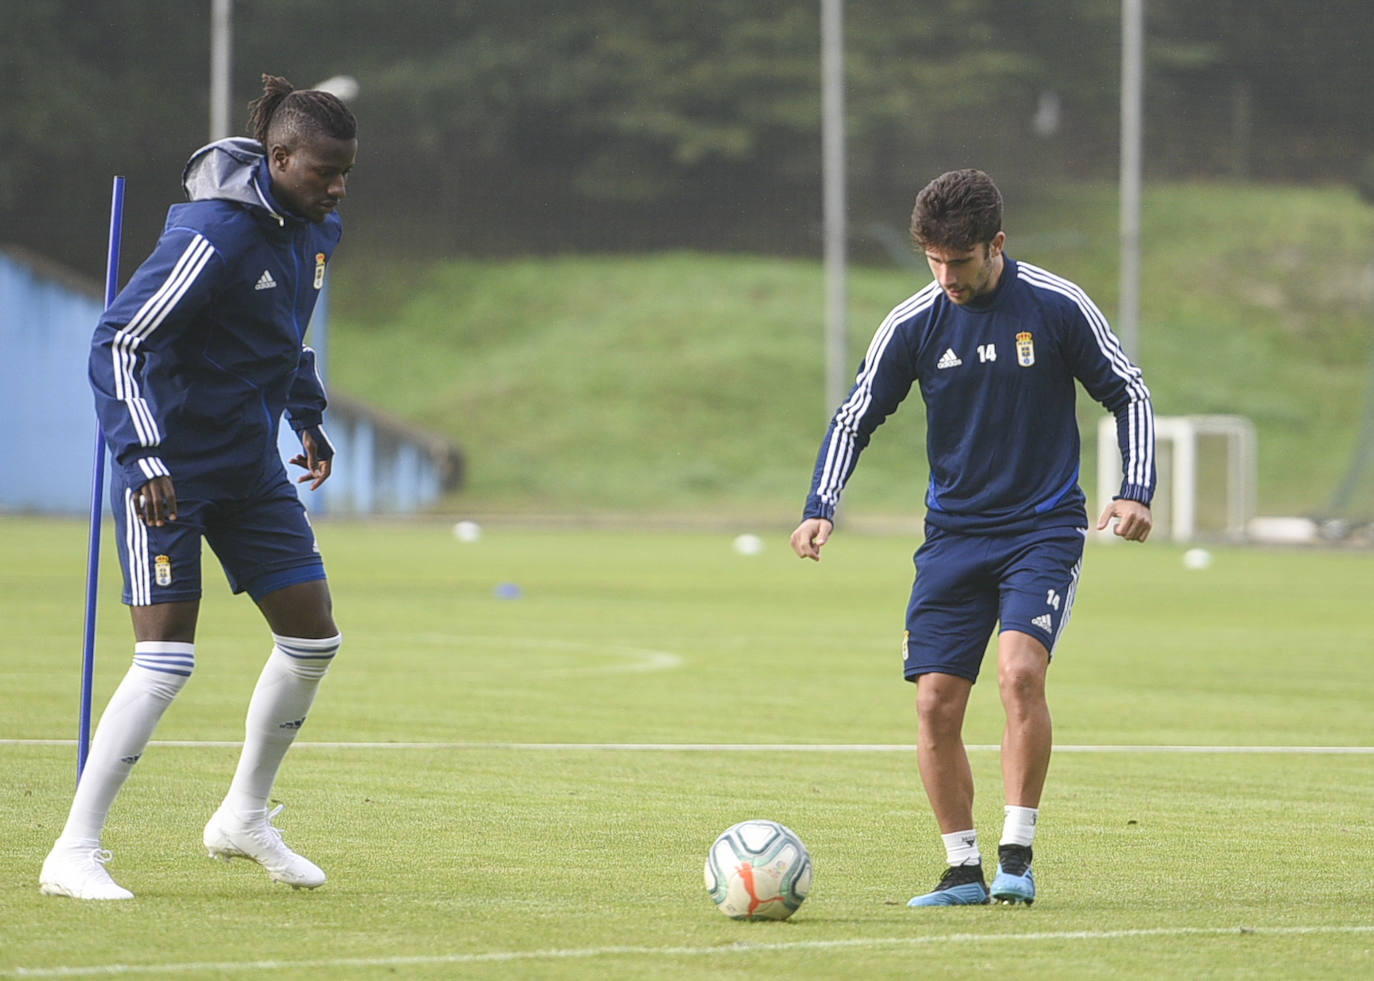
[732, 533, 764, 556]
[1182, 547, 1212, 570]
[452, 520, 482, 543]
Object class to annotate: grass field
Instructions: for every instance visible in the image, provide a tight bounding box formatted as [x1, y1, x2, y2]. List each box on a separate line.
[3, 515, 1373, 978]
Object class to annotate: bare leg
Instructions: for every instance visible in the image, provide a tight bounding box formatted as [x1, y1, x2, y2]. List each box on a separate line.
[131, 599, 200, 642]
[914, 671, 976, 833]
[254, 580, 337, 639]
[997, 630, 1052, 808]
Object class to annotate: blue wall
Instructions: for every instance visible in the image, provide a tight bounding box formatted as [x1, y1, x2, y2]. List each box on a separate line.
[0, 249, 106, 514]
[1, 248, 461, 516]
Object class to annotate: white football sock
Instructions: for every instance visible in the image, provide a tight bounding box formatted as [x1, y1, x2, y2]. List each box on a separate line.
[1000, 805, 1039, 848]
[58, 643, 195, 843]
[222, 633, 339, 816]
[942, 829, 981, 867]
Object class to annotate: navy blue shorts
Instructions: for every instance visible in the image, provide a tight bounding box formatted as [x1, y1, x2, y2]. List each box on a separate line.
[902, 523, 1086, 683]
[109, 468, 326, 606]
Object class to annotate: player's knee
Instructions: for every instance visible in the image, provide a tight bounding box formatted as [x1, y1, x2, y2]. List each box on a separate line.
[914, 678, 968, 734]
[997, 659, 1046, 707]
[131, 600, 200, 643]
[254, 578, 335, 638]
[274, 610, 337, 640]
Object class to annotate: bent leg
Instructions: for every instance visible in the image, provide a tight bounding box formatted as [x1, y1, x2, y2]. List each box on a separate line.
[218, 581, 340, 816]
[254, 579, 337, 639]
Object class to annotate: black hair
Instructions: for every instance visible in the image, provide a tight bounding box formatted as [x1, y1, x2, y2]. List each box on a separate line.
[245, 73, 356, 150]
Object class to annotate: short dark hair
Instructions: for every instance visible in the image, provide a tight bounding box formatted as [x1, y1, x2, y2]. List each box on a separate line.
[246, 73, 356, 151]
[910, 169, 1003, 252]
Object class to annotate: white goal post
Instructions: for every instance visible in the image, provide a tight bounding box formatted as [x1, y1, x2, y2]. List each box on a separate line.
[1096, 414, 1257, 542]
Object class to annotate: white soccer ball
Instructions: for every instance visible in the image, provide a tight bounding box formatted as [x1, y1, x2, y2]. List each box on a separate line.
[732, 533, 764, 556]
[704, 820, 812, 920]
[1182, 547, 1212, 570]
[452, 520, 482, 543]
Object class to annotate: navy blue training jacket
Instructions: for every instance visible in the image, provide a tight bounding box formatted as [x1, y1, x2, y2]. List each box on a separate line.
[89, 138, 339, 497]
[803, 257, 1155, 534]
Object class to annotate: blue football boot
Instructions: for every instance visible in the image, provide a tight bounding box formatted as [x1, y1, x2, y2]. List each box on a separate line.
[906, 863, 990, 907]
[989, 844, 1035, 905]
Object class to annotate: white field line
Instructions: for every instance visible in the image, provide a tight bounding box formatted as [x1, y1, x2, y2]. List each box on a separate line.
[379, 634, 684, 674]
[5, 925, 1374, 978]
[3, 739, 1374, 753]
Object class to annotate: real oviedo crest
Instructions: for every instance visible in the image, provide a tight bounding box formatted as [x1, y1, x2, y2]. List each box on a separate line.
[1015, 331, 1035, 367]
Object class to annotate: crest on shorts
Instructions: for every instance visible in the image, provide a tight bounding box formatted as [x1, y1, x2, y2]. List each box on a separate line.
[902, 630, 910, 661]
[313, 252, 327, 290]
[1015, 331, 1035, 367]
[154, 554, 173, 587]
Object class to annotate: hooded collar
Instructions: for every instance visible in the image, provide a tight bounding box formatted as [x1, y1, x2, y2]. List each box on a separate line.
[181, 137, 295, 226]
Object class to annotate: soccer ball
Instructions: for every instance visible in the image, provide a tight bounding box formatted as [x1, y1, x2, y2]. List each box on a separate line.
[452, 520, 482, 542]
[732, 533, 764, 555]
[704, 820, 812, 920]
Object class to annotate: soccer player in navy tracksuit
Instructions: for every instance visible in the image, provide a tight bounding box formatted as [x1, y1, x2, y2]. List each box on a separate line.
[791, 170, 1155, 907]
[40, 76, 357, 900]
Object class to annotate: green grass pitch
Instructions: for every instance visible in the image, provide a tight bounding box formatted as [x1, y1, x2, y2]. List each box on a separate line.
[2, 515, 1372, 978]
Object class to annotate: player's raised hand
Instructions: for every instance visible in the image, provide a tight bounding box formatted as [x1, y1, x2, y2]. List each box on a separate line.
[790, 517, 834, 561]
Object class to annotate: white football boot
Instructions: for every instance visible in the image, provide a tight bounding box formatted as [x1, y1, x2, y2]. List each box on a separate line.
[39, 839, 135, 900]
[203, 803, 326, 889]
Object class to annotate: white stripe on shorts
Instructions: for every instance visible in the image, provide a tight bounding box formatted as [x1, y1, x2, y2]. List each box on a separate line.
[123, 487, 152, 606]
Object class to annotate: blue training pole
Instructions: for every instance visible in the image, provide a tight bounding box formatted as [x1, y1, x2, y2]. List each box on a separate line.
[79, 176, 125, 779]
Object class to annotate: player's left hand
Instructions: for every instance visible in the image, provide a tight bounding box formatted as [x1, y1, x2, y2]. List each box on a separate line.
[1097, 498, 1152, 542]
[290, 430, 333, 491]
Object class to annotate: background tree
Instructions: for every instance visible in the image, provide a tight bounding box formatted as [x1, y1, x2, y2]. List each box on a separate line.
[4, 0, 1371, 277]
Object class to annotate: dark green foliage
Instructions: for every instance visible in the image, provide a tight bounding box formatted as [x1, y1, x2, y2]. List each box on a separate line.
[5, 0, 1374, 274]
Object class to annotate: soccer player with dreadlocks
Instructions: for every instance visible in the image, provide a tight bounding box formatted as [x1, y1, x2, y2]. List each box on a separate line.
[41, 74, 357, 900]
